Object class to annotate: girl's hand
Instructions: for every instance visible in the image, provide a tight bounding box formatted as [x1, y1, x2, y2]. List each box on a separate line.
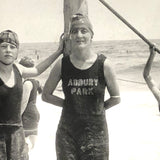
[149, 43, 156, 55]
[57, 33, 65, 53]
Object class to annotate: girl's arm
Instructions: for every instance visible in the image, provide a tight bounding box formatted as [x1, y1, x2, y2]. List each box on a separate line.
[103, 59, 121, 110]
[42, 58, 64, 107]
[21, 34, 64, 78]
[143, 46, 160, 102]
[21, 80, 33, 114]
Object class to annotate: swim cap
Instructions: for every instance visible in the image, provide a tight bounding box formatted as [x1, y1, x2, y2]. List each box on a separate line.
[70, 13, 94, 37]
[0, 30, 19, 48]
[19, 56, 35, 68]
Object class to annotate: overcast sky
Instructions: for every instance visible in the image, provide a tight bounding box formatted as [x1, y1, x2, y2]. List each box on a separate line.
[0, 0, 160, 42]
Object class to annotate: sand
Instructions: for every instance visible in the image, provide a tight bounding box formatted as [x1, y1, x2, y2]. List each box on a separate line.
[28, 84, 160, 160]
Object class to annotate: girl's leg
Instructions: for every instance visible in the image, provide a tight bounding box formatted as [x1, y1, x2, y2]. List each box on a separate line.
[56, 128, 78, 160]
[9, 127, 29, 160]
[77, 121, 109, 160]
[0, 131, 7, 160]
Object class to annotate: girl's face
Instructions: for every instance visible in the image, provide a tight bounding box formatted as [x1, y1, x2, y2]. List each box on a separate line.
[0, 42, 18, 65]
[70, 25, 92, 49]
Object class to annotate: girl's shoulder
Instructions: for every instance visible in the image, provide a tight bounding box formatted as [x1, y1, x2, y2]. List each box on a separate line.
[14, 63, 25, 75]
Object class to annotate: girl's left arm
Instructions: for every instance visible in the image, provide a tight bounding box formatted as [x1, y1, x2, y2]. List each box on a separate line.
[103, 59, 121, 110]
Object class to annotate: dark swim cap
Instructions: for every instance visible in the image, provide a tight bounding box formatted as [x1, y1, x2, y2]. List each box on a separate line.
[0, 30, 19, 48]
[70, 13, 94, 37]
[19, 56, 35, 68]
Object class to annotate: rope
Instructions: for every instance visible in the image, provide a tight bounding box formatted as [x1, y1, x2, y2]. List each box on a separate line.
[118, 78, 146, 85]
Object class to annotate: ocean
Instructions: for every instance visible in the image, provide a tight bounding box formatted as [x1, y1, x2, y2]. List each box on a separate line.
[18, 39, 160, 91]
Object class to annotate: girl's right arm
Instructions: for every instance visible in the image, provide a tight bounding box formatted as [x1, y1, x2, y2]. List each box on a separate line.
[42, 58, 64, 107]
[143, 46, 160, 102]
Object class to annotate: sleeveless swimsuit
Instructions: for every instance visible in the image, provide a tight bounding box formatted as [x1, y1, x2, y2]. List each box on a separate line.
[0, 64, 28, 160]
[0, 64, 22, 126]
[56, 54, 109, 160]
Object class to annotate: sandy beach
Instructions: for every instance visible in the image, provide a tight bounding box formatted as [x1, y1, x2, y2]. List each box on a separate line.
[28, 83, 160, 160]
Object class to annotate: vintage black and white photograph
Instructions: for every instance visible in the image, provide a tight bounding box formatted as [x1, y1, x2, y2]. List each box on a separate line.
[0, 0, 160, 159]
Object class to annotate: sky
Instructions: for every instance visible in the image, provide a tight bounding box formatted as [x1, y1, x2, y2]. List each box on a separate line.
[0, 0, 160, 42]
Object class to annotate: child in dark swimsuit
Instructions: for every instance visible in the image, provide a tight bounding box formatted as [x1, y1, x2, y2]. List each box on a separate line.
[19, 57, 42, 151]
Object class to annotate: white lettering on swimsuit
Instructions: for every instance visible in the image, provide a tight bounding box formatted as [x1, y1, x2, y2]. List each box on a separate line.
[68, 78, 98, 95]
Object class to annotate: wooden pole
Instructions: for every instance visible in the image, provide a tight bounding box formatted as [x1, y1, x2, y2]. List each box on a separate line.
[63, 0, 88, 56]
[99, 0, 160, 54]
[56, 0, 88, 91]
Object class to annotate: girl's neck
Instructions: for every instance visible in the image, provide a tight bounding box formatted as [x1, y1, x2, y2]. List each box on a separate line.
[71, 47, 93, 61]
[0, 63, 15, 87]
[70, 48, 97, 70]
[0, 62, 13, 74]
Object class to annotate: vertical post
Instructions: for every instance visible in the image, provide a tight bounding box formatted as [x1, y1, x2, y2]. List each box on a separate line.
[63, 0, 88, 56]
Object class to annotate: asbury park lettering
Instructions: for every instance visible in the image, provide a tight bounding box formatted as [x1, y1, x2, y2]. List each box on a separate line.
[67, 78, 98, 95]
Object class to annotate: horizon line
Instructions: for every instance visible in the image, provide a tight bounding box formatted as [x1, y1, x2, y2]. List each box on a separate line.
[21, 38, 160, 44]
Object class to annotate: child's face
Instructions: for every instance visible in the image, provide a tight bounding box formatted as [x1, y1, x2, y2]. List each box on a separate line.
[0, 42, 18, 65]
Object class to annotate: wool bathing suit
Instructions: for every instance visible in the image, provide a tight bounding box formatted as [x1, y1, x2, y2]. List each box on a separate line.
[56, 54, 109, 160]
[22, 79, 40, 137]
[0, 64, 28, 160]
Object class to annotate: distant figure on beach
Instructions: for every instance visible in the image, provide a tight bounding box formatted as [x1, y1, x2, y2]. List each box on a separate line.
[143, 45, 160, 113]
[35, 50, 39, 60]
[0, 29, 64, 159]
[19, 57, 42, 152]
[42, 13, 120, 160]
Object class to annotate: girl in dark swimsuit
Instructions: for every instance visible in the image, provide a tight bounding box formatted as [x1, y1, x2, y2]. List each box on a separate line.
[0, 30, 64, 159]
[42, 13, 120, 160]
